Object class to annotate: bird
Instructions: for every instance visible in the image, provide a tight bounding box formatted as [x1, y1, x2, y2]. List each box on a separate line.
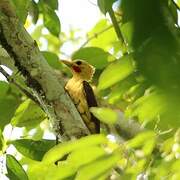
[61, 59, 100, 134]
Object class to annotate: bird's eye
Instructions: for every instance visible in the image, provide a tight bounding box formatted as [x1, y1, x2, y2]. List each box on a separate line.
[76, 61, 82, 65]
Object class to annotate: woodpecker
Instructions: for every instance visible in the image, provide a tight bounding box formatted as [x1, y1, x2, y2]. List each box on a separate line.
[61, 59, 100, 134]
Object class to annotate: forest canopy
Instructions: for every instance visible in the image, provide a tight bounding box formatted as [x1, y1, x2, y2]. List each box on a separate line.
[0, 0, 180, 179]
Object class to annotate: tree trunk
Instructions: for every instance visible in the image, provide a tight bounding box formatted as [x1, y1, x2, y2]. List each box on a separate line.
[0, 0, 90, 141]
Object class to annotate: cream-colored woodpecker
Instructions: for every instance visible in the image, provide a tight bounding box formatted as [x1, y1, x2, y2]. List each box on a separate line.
[62, 59, 100, 134]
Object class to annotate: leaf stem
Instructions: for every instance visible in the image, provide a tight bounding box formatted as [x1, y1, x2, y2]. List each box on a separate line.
[108, 7, 125, 45]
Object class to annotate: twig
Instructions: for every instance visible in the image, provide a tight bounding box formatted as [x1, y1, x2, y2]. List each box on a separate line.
[108, 7, 125, 45]
[88, 0, 97, 7]
[80, 20, 121, 48]
[0, 65, 39, 104]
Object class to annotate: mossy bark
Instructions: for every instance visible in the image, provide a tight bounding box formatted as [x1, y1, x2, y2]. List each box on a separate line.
[0, 0, 89, 141]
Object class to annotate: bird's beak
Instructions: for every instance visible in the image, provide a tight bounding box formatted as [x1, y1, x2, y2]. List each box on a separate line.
[61, 60, 73, 67]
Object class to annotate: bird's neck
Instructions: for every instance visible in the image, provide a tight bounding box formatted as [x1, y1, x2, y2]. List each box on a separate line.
[71, 73, 89, 82]
[65, 76, 84, 92]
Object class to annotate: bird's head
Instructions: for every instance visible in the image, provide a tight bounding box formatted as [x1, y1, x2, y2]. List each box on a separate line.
[61, 59, 95, 81]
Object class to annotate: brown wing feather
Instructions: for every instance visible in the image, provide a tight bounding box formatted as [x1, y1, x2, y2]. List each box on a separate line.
[83, 81, 100, 133]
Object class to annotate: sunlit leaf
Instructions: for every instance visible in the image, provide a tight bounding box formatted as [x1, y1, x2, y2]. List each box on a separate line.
[72, 47, 111, 69]
[12, 139, 56, 161]
[6, 154, 28, 180]
[125, 91, 167, 123]
[124, 82, 149, 102]
[11, 99, 46, 128]
[127, 131, 156, 148]
[161, 138, 174, 155]
[107, 75, 137, 104]
[121, 22, 134, 48]
[177, 0, 180, 8]
[126, 159, 146, 175]
[31, 25, 43, 40]
[98, 54, 135, 90]
[43, 134, 107, 164]
[27, 160, 48, 180]
[126, 131, 156, 155]
[90, 107, 118, 124]
[88, 19, 118, 51]
[75, 154, 119, 180]
[45, 163, 75, 180]
[42, 147, 108, 180]
[43, 0, 58, 10]
[67, 146, 106, 167]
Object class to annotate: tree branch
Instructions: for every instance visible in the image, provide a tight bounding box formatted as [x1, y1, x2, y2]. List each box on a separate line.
[108, 7, 125, 45]
[0, 0, 90, 141]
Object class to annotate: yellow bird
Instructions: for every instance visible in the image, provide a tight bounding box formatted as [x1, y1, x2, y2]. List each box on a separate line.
[62, 59, 100, 134]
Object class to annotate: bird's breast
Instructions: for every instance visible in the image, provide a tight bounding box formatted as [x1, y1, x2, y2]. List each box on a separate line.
[65, 78, 91, 123]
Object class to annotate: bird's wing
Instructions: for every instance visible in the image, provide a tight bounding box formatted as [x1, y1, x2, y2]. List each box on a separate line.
[83, 81, 100, 133]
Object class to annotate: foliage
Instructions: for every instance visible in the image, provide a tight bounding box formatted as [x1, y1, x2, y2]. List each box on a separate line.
[0, 0, 180, 179]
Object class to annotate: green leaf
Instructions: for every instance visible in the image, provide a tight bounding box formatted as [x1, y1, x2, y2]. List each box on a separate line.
[0, 128, 4, 151]
[126, 131, 156, 155]
[12, 0, 30, 24]
[11, 99, 46, 128]
[88, 19, 118, 50]
[127, 131, 155, 148]
[124, 82, 149, 102]
[48, 146, 107, 180]
[42, 4, 61, 37]
[67, 146, 106, 168]
[72, 47, 111, 69]
[168, 0, 178, 24]
[6, 154, 28, 180]
[42, 51, 62, 70]
[0, 81, 9, 97]
[43, 134, 107, 164]
[121, 22, 134, 48]
[98, 54, 135, 90]
[125, 91, 167, 123]
[107, 75, 137, 104]
[177, 0, 180, 8]
[0, 96, 19, 129]
[97, 0, 117, 15]
[126, 159, 146, 175]
[90, 107, 118, 124]
[29, 1, 39, 24]
[75, 154, 119, 180]
[12, 139, 56, 161]
[43, 0, 58, 10]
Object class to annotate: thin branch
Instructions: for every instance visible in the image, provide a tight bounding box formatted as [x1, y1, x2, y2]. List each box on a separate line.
[88, 0, 97, 7]
[80, 20, 121, 48]
[108, 7, 125, 45]
[0, 65, 39, 104]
